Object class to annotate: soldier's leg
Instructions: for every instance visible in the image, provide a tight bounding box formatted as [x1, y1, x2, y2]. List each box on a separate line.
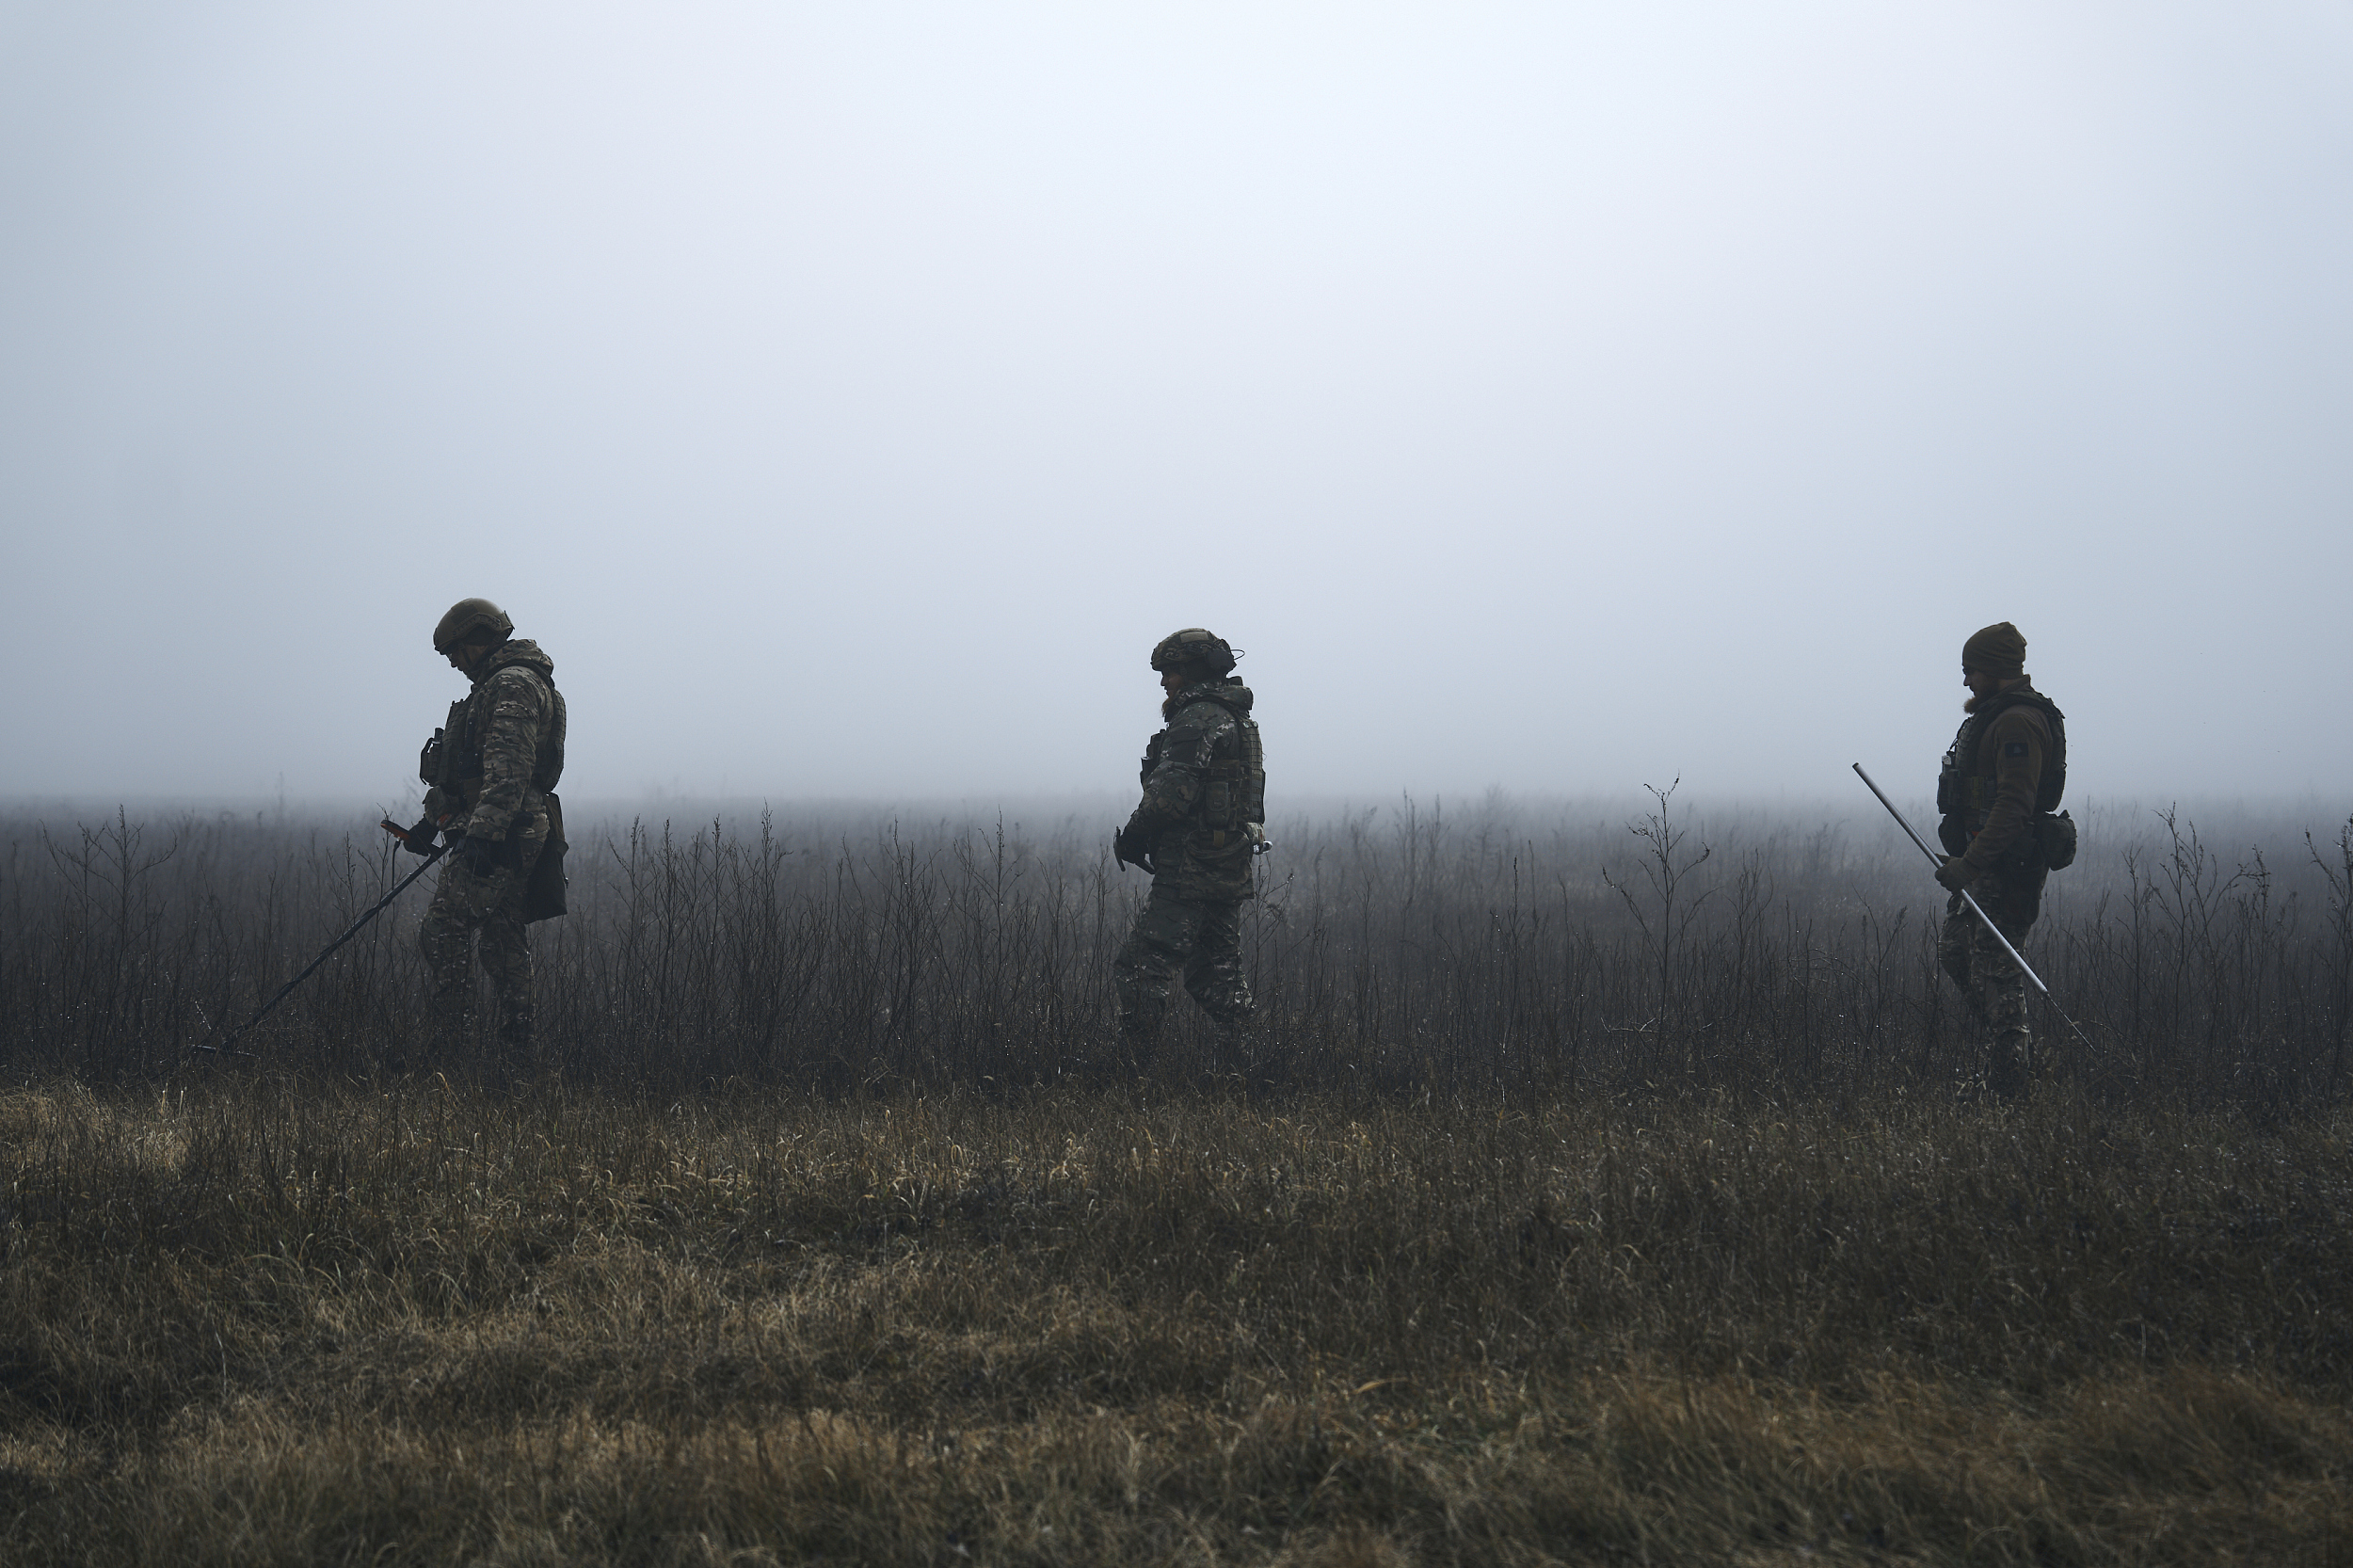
[1178, 900, 1256, 1079]
[478, 908, 535, 1053]
[1113, 888, 1204, 1054]
[417, 862, 493, 1052]
[477, 832, 545, 1056]
[1973, 880, 2037, 1099]
[1938, 899, 1978, 1007]
[1181, 899, 1254, 1031]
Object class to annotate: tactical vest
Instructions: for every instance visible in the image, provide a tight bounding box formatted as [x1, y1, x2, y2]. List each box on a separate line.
[1936, 688, 2065, 856]
[1140, 691, 1265, 840]
[420, 657, 566, 809]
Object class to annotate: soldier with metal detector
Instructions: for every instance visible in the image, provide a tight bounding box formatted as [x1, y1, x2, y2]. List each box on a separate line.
[389, 598, 569, 1062]
[1110, 628, 1268, 1070]
[196, 600, 569, 1063]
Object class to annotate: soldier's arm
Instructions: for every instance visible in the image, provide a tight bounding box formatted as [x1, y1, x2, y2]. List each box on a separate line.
[1961, 710, 2045, 871]
[456, 670, 550, 841]
[1127, 709, 1230, 834]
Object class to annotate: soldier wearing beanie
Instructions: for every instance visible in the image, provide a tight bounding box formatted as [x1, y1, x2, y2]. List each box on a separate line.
[1932, 621, 2071, 1098]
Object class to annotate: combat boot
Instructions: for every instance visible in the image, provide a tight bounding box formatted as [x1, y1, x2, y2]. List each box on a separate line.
[495, 995, 536, 1067]
[1987, 1032, 2032, 1102]
[1209, 1017, 1261, 1086]
[1116, 1014, 1162, 1076]
[425, 990, 474, 1063]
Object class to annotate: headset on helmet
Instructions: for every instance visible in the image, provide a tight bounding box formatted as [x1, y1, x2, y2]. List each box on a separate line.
[1149, 628, 1239, 676]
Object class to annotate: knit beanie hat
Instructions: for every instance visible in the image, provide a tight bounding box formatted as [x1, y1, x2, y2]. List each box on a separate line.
[1961, 621, 2026, 677]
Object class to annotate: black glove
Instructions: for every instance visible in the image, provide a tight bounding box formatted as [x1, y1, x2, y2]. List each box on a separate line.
[400, 816, 439, 856]
[452, 832, 504, 877]
[1934, 855, 1979, 893]
[1112, 826, 1157, 875]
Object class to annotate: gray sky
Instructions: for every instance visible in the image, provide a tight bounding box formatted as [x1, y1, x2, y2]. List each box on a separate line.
[4, 1, 2348, 807]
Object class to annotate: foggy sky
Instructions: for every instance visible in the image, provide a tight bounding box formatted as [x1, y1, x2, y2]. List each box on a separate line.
[4, 2, 2349, 808]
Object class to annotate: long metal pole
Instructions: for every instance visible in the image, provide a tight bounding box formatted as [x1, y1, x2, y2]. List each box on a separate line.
[1852, 762, 2094, 1050]
[1853, 764, 2046, 991]
[194, 839, 447, 1058]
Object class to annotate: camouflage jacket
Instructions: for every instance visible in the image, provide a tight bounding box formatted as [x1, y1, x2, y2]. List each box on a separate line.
[1123, 679, 1264, 902]
[423, 640, 567, 844]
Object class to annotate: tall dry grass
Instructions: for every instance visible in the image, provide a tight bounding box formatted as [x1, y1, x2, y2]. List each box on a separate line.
[3, 795, 2349, 1101]
[2, 1078, 2348, 1564]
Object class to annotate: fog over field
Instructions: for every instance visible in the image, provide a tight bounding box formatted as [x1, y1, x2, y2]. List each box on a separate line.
[3, 2, 2349, 808]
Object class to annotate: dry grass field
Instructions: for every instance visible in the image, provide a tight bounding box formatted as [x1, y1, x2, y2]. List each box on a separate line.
[3, 1078, 2349, 1565]
[4, 799, 2352, 1563]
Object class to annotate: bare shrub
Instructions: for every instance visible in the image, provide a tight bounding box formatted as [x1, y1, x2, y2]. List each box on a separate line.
[1, 796, 2347, 1102]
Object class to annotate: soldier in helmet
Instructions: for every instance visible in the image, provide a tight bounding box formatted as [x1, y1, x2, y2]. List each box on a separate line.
[1932, 620, 2071, 1099]
[1110, 628, 1268, 1067]
[396, 599, 568, 1061]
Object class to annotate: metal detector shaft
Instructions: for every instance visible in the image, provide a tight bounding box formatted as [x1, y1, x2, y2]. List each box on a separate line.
[197, 841, 446, 1057]
[1850, 762, 2048, 996]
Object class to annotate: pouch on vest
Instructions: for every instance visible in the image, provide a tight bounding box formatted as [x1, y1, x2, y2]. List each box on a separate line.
[524, 792, 568, 922]
[2036, 809, 2077, 872]
[446, 698, 476, 782]
[1935, 763, 1971, 855]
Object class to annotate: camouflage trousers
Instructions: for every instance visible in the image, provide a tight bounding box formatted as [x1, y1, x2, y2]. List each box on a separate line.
[418, 846, 539, 1057]
[1938, 872, 2041, 1098]
[1112, 888, 1254, 1049]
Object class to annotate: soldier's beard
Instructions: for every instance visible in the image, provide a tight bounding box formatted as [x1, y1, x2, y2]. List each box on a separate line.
[1963, 674, 2025, 714]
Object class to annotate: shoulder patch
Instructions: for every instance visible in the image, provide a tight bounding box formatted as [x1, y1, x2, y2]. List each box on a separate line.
[2003, 741, 2029, 758]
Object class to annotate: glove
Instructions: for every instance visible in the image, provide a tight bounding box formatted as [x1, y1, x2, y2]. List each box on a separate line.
[400, 816, 439, 856]
[1934, 856, 1979, 893]
[452, 832, 504, 877]
[1112, 826, 1157, 875]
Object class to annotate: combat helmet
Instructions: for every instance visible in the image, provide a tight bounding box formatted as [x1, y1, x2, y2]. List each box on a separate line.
[1150, 628, 1239, 677]
[433, 598, 514, 653]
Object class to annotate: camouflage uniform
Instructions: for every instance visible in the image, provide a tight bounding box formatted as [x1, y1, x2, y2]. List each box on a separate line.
[1112, 674, 1265, 1055]
[1939, 875, 2039, 1096]
[1936, 651, 2065, 1098]
[418, 638, 566, 1055]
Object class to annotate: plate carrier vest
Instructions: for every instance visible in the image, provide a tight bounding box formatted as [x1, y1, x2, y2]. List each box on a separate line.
[1140, 690, 1265, 848]
[1936, 688, 2066, 859]
[418, 653, 570, 920]
[420, 657, 566, 812]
